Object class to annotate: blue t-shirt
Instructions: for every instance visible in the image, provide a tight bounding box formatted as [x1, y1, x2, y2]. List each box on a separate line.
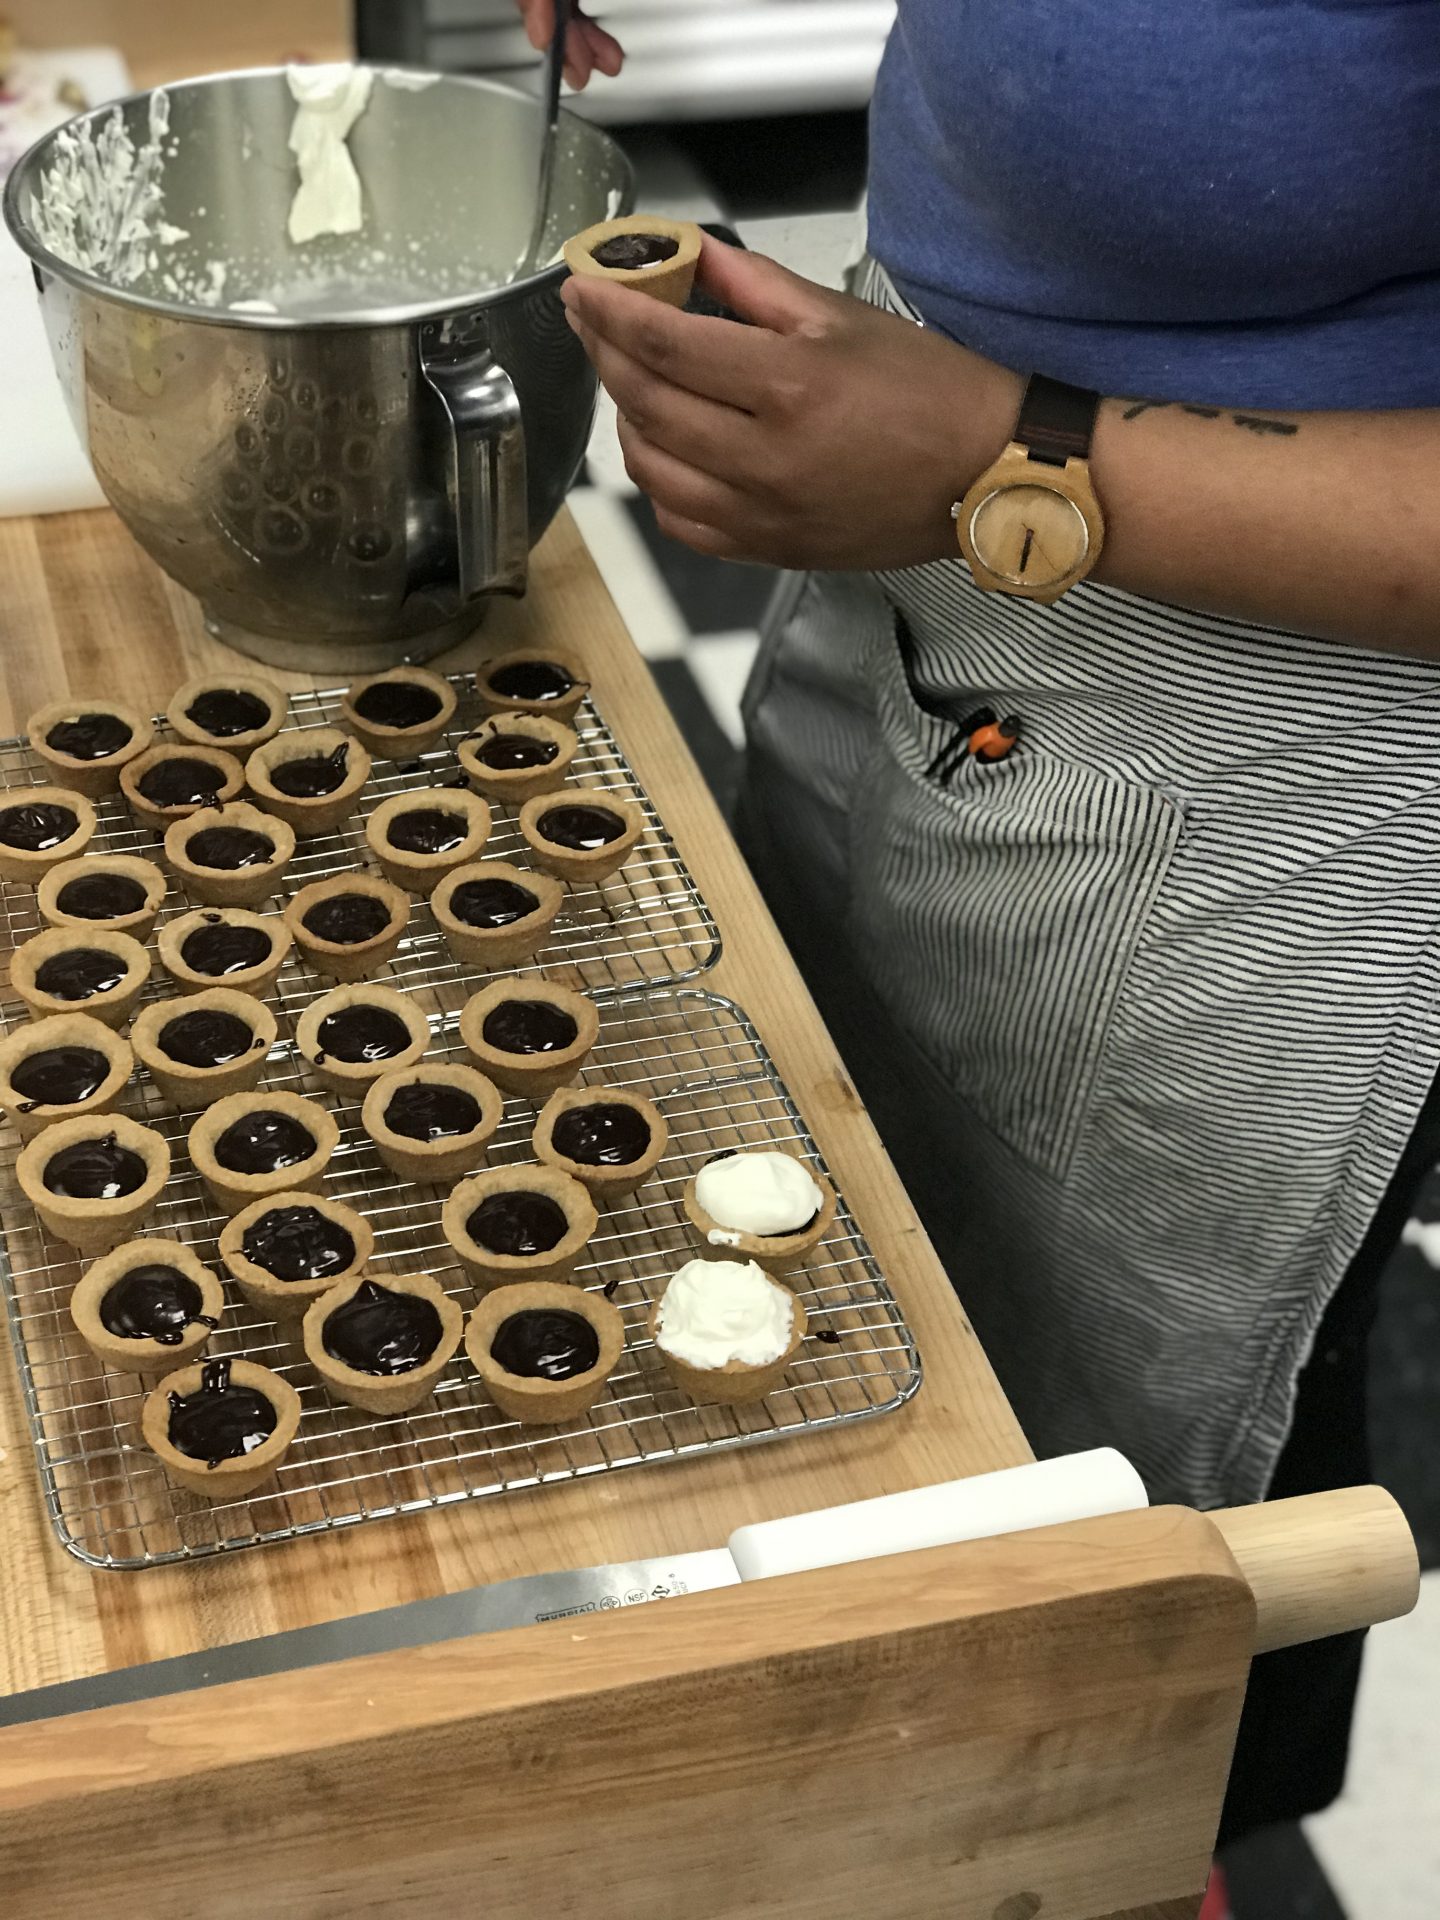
[867, 0, 1440, 409]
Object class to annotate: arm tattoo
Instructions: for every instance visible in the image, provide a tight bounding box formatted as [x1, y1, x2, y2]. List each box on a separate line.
[1119, 397, 1299, 436]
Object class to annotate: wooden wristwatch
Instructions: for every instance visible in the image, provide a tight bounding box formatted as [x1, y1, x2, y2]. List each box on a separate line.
[953, 373, 1105, 602]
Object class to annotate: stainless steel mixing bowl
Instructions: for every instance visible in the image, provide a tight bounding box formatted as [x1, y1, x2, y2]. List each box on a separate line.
[3, 69, 634, 670]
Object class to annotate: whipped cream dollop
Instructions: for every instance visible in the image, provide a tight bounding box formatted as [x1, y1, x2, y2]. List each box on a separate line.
[286, 64, 375, 245]
[695, 1150, 823, 1240]
[654, 1258, 794, 1371]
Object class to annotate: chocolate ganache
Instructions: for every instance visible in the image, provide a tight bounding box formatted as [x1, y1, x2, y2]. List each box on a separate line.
[242, 1204, 355, 1282]
[185, 688, 271, 738]
[487, 659, 574, 703]
[101, 1264, 211, 1344]
[448, 876, 539, 928]
[9, 1045, 110, 1107]
[159, 1008, 255, 1069]
[386, 808, 467, 856]
[167, 1358, 276, 1467]
[536, 804, 623, 851]
[268, 743, 349, 798]
[34, 947, 127, 1001]
[551, 1102, 649, 1166]
[302, 893, 393, 945]
[480, 998, 578, 1056]
[213, 1110, 315, 1175]
[44, 1132, 147, 1198]
[179, 921, 273, 977]
[136, 756, 227, 809]
[322, 1278, 442, 1376]
[185, 826, 276, 870]
[0, 801, 77, 851]
[55, 872, 148, 920]
[315, 1004, 412, 1064]
[46, 711, 132, 760]
[383, 1081, 483, 1142]
[490, 1308, 599, 1381]
[591, 232, 679, 270]
[352, 679, 442, 729]
[466, 1190, 568, 1258]
[474, 733, 559, 771]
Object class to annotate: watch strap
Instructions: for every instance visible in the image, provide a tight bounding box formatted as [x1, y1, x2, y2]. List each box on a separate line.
[1014, 373, 1101, 468]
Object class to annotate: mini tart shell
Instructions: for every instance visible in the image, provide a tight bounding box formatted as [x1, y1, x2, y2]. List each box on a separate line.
[295, 982, 430, 1098]
[459, 977, 599, 1100]
[430, 859, 563, 970]
[142, 1358, 301, 1499]
[475, 648, 588, 724]
[649, 1278, 807, 1407]
[682, 1157, 838, 1278]
[10, 927, 151, 1029]
[26, 699, 154, 796]
[304, 1269, 464, 1416]
[443, 1163, 597, 1289]
[166, 673, 288, 757]
[563, 214, 703, 308]
[532, 1084, 668, 1201]
[465, 1279, 624, 1424]
[361, 1062, 503, 1184]
[457, 713, 578, 804]
[157, 906, 292, 998]
[0, 1011, 133, 1140]
[0, 786, 96, 885]
[120, 743, 244, 830]
[37, 854, 168, 939]
[164, 800, 296, 908]
[245, 727, 371, 836]
[364, 786, 492, 894]
[71, 1236, 223, 1373]
[339, 667, 458, 758]
[518, 790, 644, 886]
[283, 874, 410, 984]
[188, 1089, 339, 1215]
[130, 989, 278, 1109]
[219, 1188, 374, 1320]
[17, 1112, 170, 1254]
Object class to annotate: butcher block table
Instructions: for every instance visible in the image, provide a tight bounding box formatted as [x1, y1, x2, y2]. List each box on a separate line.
[0, 510, 1418, 1920]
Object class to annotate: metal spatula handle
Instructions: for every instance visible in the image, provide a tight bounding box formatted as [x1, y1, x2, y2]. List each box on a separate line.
[520, 0, 571, 275]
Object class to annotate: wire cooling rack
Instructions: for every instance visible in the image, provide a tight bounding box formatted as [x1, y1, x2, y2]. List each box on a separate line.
[0, 988, 919, 1569]
[0, 676, 720, 1013]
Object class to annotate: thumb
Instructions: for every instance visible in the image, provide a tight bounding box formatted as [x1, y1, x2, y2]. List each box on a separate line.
[695, 234, 832, 335]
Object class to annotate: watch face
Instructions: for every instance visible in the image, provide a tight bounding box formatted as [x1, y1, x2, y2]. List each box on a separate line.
[968, 484, 1090, 591]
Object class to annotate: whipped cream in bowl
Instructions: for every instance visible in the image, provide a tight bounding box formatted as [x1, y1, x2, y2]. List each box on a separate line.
[650, 1257, 805, 1406]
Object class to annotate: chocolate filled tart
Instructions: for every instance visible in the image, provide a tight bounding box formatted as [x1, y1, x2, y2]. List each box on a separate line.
[465, 1279, 624, 1424]
[17, 1112, 170, 1253]
[120, 743, 244, 829]
[518, 789, 643, 886]
[10, 926, 151, 1029]
[188, 1089, 338, 1214]
[442, 1162, 597, 1288]
[142, 1357, 301, 1499]
[131, 988, 277, 1109]
[0, 1011, 133, 1140]
[158, 906, 292, 998]
[246, 726, 371, 836]
[295, 983, 429, 1097]
[533, 1083, 668, 1201]
[71, 1236, 224, 1373]
[220, 1188, 374, 1319]
[475, 648, 588, 725]
[562, 213, 702, 308]
[340, 667, 457, 758]
[0, 785, 96, 884]
[167, 674, 286, 757]
[682, 1149, 838, 1278]
[430, 859, 565, 970]
[283, 873, 410, 984]
[457, 712, 579, 805]
[459, 977, 599, 1100]
[304, 1269, 464, 1415]
[364, 785, 491, 895]
[361, 1061, 503, 1184]
[165, 801, 295, 908]
[27, 698, 153, 797]
[38, 854, 167, 939]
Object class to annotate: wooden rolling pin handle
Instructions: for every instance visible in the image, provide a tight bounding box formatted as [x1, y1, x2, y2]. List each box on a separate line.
[1210, 1485, 1419, 1655]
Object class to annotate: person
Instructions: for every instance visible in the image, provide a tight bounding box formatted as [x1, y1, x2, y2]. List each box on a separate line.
[516, 0, 1440, 1854]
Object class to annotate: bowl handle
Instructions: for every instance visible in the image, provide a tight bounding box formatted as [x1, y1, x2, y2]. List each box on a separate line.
[421, 324, 529, 599]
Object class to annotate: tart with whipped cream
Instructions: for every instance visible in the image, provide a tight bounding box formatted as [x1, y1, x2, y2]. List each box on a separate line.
[17, 1112, 170, 1254]
[475, 649, 588, 724]
[465, 1279, 624, 1424]
[563, 214, 703, 309]
[457, 713, 578, 804]
[245, 726, 370, 836]
[219, 1189, 374, 1320]
[442, 1163, 597, 1288]
[164, 800, 295, 908]
[430, 860, 564, 970]
[189, 1089, 338, 1214]
[284, 873, 410, 983]
[142, 1356, 301, 1499]
[459, 977, 599, 1100]
[158, 906, 292, 998]
[167, 674, 287, 758]
[683, 1148, 835, 1276]
[0, 786, 96, 884]
[0, 1010, 133, 1140]
[649, 1257, 806, 1406]
[361, 1061, 503, 1184]
[533, 1084, 667, 1201]
[71, 1236, 223, 1373]
[27, 698, 154, 797]
[518, 790, 642, 886]
[365, 786, 492, 894]
[120, 743, 244, 831]
[295, 983, 429, 1098]
[340, 666, 457, 758]
[304, 1270, 464, 1416]
[131, 989, 277, 1109]
[37, 854, 167, 940]
[10, 927, 151, 1029]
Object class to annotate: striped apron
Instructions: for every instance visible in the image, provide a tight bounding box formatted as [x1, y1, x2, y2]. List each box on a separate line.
[738, 260, 1440, 1511]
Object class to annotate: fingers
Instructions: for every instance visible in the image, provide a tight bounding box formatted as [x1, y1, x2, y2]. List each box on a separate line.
[652, 508, 743, 561]
[574, 319, 757, 482]
[692, 233, 832, 334]
[521, 2, 624, 84]
[616, 417, 753, 535]
[520, 0, 553, 52]
[580, 16, 624, 75]
[563, 275, 784, 412]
